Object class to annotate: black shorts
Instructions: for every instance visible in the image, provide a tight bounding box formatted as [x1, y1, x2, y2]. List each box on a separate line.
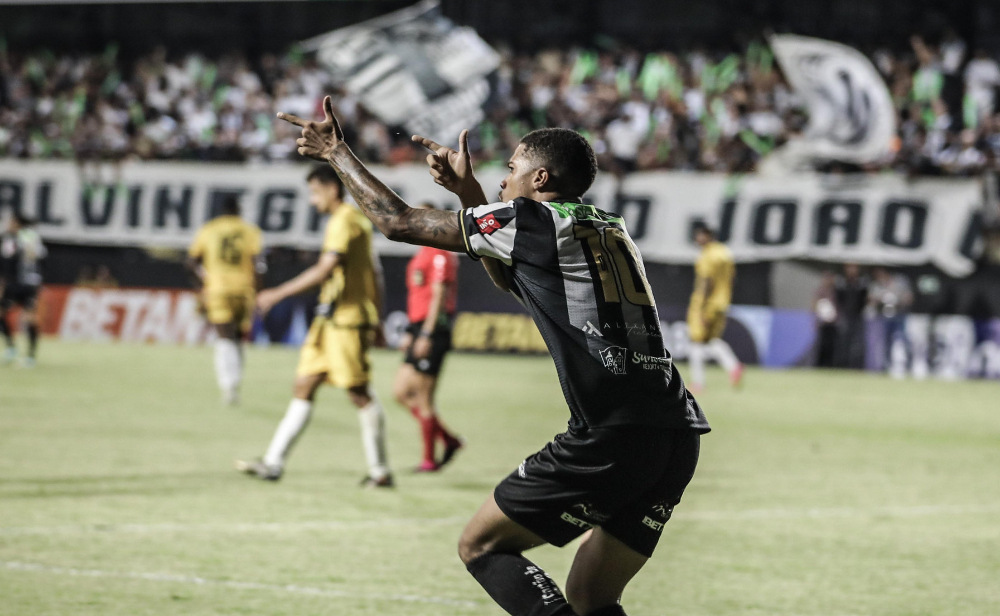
[0, 284, 39, 310]
[404, 321, 452, 376]
[494, 426, 700, 558]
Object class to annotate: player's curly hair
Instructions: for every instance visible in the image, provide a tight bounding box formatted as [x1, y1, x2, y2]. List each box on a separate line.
[519, 128, 598, 198]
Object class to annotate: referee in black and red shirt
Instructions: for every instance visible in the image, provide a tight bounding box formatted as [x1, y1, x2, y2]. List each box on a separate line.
[392, 202, 463, 472]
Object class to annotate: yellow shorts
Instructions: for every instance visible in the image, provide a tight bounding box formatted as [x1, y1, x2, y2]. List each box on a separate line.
[687, 311, 727, 344]
[296, 319, 374, 388]
[203, 290, 255, 331]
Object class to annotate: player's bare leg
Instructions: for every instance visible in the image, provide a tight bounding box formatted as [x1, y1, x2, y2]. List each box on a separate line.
[395, 363, 461, 471]
[214, 322, 243, 405]
[237, 372, 324, 480]
[707, 337, 744, 388]
[460, 493, 578, 616]
[564, 529, 647, 616]
[348, 383, 393, 487]
[413, 370, 462, 469]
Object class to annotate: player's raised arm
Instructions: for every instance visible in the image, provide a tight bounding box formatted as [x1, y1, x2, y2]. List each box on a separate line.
[411, 131, 511, 292]
[277, 97, 463, 252]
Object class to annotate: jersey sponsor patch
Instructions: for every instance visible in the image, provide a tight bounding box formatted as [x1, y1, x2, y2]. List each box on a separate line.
[475, 213, 507, 235]
[599, 345, 628, 375]
[599, 345, 674, 376]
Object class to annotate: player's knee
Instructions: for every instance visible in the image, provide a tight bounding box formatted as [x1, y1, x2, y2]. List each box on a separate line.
[392, 381, 410, 406]
[457, 525, 495, 565]
[292, 378, 318, 401]
[348, 385, 371, 408]
[457, 533, 486, 565]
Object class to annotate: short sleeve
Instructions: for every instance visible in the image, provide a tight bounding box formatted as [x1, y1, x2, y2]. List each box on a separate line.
[188, 228, 207, 258]
[323, 212, 354, 254]
[459, 202, 518, 263]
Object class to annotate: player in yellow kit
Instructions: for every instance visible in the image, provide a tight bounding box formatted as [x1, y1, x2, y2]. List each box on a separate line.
[686, 222, 743, 392]
[188, 196, 264, 405]
[236, 165, 392, 487]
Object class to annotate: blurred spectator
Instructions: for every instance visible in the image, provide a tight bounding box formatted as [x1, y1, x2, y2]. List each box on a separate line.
[868, 267, 915, 378]
[835, 263, 869, 369]
[3, 35, 1000, 174]
[812, 270, 839, 368]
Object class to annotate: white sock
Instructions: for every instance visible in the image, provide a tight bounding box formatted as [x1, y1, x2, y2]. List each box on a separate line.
[214, 339, 233, 392]
[689, 343, 706, 387]
[263, 398, 313, 468]
[709, 338, 740, 373]
[357, 395, 390, 480]
[228, 341, 243, 391]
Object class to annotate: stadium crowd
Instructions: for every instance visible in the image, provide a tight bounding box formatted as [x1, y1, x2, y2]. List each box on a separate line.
[2, 34, 1000, 174]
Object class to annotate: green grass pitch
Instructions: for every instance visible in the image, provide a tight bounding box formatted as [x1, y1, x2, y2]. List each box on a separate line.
[1, 340, 999, 615]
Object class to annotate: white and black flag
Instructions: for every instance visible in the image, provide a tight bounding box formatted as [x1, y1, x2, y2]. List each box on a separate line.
[770, 34, 896, 164]
[302, 0, 499, 146]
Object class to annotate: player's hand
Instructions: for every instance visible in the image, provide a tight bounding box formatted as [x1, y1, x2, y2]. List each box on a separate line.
[398, 332, 413, 353]
[277, 96, 344, 161]
[412, 335, 432, 359]
[256, 288, 282, 315]
[412, 129, 475, 196]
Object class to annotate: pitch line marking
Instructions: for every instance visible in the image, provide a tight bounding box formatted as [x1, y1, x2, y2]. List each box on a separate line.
[0, 515, 468, 536]
[1, 560, 482, 608]
[679, 503, 1000, 521]
[1, 504, 998, 537]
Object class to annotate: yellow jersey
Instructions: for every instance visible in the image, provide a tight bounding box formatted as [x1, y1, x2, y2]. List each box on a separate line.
[690, 241, 734, 316]
[319, 204, 379, 328]
[188, 215, 263, 296]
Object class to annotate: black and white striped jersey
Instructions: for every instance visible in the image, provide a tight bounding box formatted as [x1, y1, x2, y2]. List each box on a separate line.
[459, 197, 709, 433]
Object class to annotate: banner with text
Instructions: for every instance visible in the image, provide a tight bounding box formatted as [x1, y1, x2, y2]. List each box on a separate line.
[0, 161, 984, 276]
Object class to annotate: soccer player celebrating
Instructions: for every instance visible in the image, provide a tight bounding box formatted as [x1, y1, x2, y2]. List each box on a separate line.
[686, 222, 743, 393]
[392, 202, 463, 472]
[278, 97, 708, 616]
[187, 196, 264, 405]
[0, 214, 47, 368]
[236, 165, 392, 488]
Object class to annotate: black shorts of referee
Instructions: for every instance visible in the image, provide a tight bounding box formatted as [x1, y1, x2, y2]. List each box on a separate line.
[404, 319, 452, 377]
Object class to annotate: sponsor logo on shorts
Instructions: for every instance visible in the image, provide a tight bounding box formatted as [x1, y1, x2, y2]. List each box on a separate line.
[599, 345, 627, 375]
[476, 213, 502, 235]
[652, 503, 674, 520]
[418, 358, 431, 371]
[642, 516, 665, 532]
[573, 502, 611, 523]
[517, 460, 527, 478]
[560, 512, 593, 529]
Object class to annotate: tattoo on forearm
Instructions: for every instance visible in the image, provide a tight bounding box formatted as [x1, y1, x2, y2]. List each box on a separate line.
[330, 148, 463, 251]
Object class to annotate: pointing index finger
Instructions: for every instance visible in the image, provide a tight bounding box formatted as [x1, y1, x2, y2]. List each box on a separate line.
[411, 134, 445, 153]
[276, 112, 308, 127]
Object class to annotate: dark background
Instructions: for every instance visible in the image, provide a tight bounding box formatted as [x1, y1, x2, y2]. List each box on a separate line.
[0, 0, 998, 57]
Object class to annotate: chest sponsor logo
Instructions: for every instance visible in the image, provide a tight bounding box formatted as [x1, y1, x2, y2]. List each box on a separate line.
[632, 351, 673, 372]
[476, 213, 503, 235]
[599, 345, 628, 375]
